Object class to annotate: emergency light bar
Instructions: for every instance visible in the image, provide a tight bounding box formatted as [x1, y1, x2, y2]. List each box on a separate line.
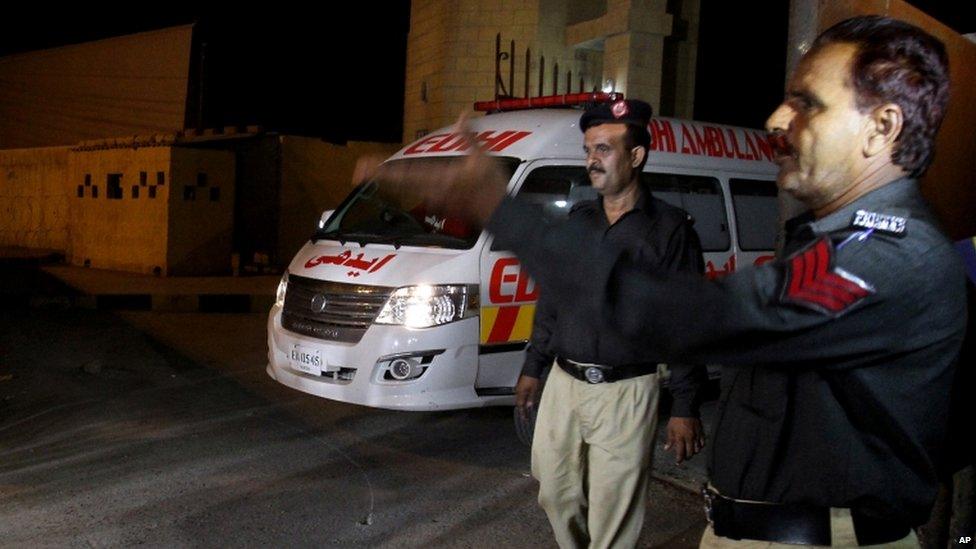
[473, 92, 624, 113]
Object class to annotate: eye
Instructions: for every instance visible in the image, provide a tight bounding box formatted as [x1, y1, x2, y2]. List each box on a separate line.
[789, 95, 816, 113]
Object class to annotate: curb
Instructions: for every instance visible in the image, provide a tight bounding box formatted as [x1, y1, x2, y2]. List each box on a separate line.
[1, 263, 275, 314]
[67, 293, 276, 313]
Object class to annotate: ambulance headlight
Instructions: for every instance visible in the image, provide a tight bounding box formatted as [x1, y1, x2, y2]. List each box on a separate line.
[375, 284, 478, 328]
[275, 272, 289, 307]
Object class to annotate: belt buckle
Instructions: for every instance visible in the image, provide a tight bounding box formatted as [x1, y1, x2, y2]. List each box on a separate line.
[701, 484, 716, 524]
[584, 366, 605, 384]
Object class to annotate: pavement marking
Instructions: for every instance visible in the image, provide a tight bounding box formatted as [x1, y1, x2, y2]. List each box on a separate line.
[0, 398, 100, 435]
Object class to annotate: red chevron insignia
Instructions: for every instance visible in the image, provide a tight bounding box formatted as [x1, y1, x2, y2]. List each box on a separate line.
[781, 237, 874, 315]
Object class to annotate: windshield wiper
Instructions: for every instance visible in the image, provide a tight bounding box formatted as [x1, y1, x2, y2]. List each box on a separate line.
[371, 235, 405, 249]
[397, 233, 474, 249]
[337, 232, 405, 249]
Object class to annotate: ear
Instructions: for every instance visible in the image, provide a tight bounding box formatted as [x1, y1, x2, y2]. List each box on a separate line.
[631, 145, 647, 169]
[864, 103, 903, 158]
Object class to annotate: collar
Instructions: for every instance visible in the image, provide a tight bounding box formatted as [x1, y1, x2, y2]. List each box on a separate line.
[784, 178, 921, 237]
[593, 181, 653, 216]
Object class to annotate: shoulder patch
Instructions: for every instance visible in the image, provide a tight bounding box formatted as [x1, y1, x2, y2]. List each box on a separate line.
[780, 237, 875, 315]
[851, 209, 907, 237]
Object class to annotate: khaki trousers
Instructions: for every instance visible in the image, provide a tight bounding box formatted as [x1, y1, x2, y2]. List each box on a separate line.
[698, 509, 919, 548]
[532, 363, 660, 549]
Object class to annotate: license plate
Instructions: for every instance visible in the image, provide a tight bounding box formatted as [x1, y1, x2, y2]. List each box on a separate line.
[290, 344, 324, 375]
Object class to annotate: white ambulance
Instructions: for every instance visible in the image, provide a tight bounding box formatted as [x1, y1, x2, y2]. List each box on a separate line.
[266, 93, 780, 411]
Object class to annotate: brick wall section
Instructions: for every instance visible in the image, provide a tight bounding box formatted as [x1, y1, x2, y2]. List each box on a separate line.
[403, 0, 699, 140]
[167, 148, 235, 275]
[66, 145, 235, 276]
[404, 0, 597, 142]
[671, 0, 700, 118]
[68, 147, 172, 274]
[0, 147, 71, 252]
[403, 0, 454, 142]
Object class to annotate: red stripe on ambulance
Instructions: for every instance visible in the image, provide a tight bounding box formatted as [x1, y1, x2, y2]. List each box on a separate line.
[402, 130, 533, 155]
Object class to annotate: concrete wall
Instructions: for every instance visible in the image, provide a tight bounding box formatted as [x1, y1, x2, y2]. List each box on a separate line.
[167, 148, 235, 275]
[0, 147, 70, 252]
[68, 147, 172, 273]
[818, 0, 976, 240]
[0, 26, 193, 149]
[227, 136, 282, 269]
[4, 134, 400, 275]
[278, 137, 401, 262]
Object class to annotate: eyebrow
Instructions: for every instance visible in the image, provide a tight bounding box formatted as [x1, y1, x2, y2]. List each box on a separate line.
[786, 88, 824, 109]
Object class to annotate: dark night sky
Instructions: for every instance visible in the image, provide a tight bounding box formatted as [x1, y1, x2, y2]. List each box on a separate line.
[1, 2, 971, 140]
[693, 1, 791, 129]
[693, 0, 975, 129]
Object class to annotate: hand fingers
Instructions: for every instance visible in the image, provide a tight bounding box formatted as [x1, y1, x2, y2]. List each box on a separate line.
[515, 385, 539, 422]
[452, 110, 472, 135]
[517, 400, 535, 422]
[674, 442, 686, 464]
[664, 429, 677, 450]
[666, 430, 684, 462]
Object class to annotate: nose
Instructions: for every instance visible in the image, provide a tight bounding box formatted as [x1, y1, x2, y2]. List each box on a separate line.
[765, 103, 793, 134]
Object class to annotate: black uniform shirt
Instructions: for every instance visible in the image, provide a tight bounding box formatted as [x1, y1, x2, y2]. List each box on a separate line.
[488, 177, 966, 525]
[521, 185, 707, 416]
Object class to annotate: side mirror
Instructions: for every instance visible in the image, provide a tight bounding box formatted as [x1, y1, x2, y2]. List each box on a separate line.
[318, 209, 336, 230]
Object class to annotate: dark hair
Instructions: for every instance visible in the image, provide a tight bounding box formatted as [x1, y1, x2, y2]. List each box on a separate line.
[812, 15, 950, 178]
[622, 124, 651, 170]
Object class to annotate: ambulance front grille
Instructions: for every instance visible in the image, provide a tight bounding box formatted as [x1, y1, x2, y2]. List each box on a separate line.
[281, 274, 393, 343]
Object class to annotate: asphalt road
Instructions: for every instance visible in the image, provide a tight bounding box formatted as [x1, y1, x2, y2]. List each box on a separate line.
[0, 265, 707, 547]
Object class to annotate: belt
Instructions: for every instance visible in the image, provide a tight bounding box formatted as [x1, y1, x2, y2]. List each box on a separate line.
[556, 356, 656, 384]
[702, 487, 911, 546]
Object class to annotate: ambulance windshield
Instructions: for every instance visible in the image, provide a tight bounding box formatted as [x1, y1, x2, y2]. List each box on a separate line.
[314, 157, 520, 249]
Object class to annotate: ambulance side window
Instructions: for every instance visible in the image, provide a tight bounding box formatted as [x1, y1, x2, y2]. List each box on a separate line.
[730, 179, 778, 251]
[492, 166, 591, 250]
[644, 173, 730, 252]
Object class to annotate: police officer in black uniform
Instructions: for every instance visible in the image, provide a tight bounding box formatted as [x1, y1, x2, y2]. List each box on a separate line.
[514, 99, 709, 548]
[359, 14, 965, 548]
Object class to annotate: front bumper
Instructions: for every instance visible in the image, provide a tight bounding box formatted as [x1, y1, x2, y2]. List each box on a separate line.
[267, 305, 507, 410]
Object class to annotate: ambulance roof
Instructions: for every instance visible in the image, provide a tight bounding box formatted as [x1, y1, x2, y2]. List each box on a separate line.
[390, 109, 779, 177]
